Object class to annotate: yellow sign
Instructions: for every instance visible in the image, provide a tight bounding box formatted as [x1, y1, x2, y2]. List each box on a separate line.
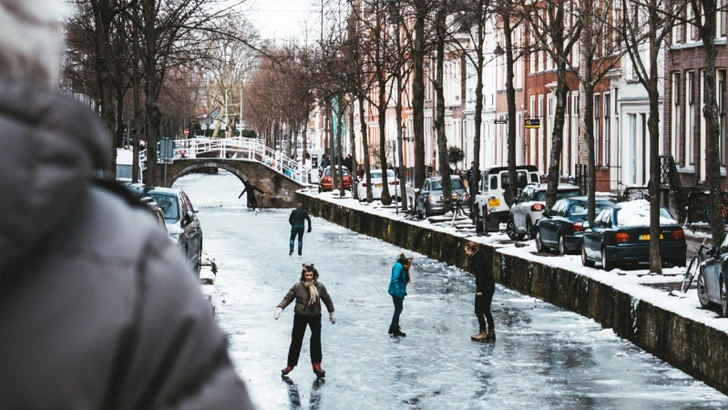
[525, 119, 541, 129]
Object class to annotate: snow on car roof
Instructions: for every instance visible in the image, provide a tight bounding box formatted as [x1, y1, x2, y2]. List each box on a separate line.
[615, 199, 678, 227]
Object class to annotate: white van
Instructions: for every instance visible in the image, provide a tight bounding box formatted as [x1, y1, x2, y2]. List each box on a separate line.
[116, 148, 145, 184]
[473, 165, 540, 232]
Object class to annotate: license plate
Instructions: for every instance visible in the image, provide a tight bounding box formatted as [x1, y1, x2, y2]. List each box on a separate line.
[375, 183, 383, 188]
[639, 234, 663, 240]
[489, 198, 501, 207]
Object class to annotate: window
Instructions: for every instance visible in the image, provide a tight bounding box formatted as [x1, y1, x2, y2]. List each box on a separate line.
[687, 6, 697, 41]
[719, 0, 727, 38]
[594, 94, 601, 165]
[672, 72, 681, 163]
[686, 71, 695, 166]
[720, 69, 726, 165]
[604, 93, 611, 165]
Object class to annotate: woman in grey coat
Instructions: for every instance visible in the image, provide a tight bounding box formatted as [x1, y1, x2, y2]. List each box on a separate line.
[275, 264, 336, 377]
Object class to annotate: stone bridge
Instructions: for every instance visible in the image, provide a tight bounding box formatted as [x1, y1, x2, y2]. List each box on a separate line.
[155, 158, 306, 208]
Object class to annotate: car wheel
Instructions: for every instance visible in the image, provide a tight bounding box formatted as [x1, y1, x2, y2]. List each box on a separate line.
[582, 244, 595, 267]
[535, 230, 547, 252]
[722, 279, 728, 317]
[601, 247, 614, 271]
[558, 235, 567, 256]
[697, 272, 711, 309]
[506, 219, 519, 240]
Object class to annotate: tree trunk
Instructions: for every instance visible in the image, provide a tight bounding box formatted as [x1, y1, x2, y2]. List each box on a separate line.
[545, 62, 569, 210]
[358, 94, 373, 202]
[435, 5, 452, 212]
[504, 17, 518, 207]
[412, 0, 427, 189]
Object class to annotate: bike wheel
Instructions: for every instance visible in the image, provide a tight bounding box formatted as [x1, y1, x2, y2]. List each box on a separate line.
[682, 255, 700, 292]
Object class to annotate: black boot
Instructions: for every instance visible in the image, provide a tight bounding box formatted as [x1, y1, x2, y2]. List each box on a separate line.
[388, 325, 395, 334]
[392, 327, 406, 337]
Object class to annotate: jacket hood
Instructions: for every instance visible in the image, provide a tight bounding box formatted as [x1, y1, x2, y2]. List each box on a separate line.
[0, 75, 110, 272]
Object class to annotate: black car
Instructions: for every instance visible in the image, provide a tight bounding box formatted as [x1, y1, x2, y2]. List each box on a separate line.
[127, 184, 203, 275]
[697, 234, 728, 316]
[535, 197, 616, 255]
[581, 200, 686, 271]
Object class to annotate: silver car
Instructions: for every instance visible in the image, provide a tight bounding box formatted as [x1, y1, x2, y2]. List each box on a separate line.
[415, 175, 470, 219]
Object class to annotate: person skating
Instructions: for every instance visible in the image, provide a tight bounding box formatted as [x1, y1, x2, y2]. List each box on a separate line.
[275, 264, 336, 378]
[289, 203, 312, 256]
[238, 178, 265, 214]
[464, 242, 496, 341]
[388, 253, 412, 337]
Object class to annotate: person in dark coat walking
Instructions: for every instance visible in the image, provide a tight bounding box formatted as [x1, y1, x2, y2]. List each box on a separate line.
[275, 264, 336, 377]
[464, 242, 496, 341]
[0, 1, 254, 407]
[388, 252, 412, 337]
[289, 203, 312, 256]
[238, 178, 265, 214]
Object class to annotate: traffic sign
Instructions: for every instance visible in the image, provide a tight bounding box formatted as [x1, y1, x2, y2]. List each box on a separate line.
[525, 118, 541, 129]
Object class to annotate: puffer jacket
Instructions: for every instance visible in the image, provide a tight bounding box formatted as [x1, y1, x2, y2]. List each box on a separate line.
[0, 76, 253, 409]
[278, 281, 334, 316]
[388, 261, 408, 298]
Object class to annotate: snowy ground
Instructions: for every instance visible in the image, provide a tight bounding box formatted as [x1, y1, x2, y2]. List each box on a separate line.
[303, 187, 728, 336]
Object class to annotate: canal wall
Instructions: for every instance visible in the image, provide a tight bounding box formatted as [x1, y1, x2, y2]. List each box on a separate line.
[297, 192, 728, 396]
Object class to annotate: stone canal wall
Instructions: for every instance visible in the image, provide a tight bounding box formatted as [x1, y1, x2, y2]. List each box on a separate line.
[297, 192, 728, 395]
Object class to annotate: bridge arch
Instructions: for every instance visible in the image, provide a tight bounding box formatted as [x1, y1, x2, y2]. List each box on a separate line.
[158, 158, 306, 208]
[167, 161, 250, 187]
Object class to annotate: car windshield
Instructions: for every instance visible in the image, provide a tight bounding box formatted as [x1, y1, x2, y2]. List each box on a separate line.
[148, 193, 180, 222]
[325, 168, 349, 177]
[430, 179, 463, 190]
[555, 189, 582, 200]
[614, 200, 677, 227]
[568, 201, 612, 217]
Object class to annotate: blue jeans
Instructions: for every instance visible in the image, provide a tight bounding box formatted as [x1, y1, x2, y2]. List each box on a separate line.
[390, 296, 404, 328]
[290, 225, 305, 254]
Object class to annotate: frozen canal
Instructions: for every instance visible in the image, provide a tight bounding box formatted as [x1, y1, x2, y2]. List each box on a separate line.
[175, 171, 728, 409]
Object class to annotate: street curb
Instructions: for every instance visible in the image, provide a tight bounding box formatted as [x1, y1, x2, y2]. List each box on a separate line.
[297, 192, 728, 395]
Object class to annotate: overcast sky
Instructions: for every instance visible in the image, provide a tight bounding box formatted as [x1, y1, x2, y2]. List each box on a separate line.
[244, 0, 321, 43]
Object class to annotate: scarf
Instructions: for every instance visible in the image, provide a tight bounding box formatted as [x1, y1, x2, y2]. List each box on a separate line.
[303, 280, 319, 306]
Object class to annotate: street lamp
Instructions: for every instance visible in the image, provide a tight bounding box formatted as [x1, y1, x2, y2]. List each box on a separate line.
[493, 44, 505, 56]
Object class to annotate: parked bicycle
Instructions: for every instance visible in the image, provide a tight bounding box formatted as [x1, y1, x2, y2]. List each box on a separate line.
[450, 192, 471, 227]
[682, 237, 709, 292]
[702, 190, 728, 224]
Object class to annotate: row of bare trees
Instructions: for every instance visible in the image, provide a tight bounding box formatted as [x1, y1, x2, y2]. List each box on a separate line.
[63, 0, 257, 187]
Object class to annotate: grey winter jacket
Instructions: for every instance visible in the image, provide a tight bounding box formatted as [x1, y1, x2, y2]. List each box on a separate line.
[278, 281, 335, 316]
[0, 76, 254, 409]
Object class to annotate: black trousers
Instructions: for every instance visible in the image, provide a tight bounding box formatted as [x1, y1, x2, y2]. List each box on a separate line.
[475, 286, 495, 332]
[287, 314, 322, 366]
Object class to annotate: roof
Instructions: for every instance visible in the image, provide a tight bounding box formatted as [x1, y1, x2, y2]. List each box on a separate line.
[480, 165, 539, 175]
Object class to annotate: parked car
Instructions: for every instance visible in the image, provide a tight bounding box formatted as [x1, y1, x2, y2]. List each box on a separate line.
[355, 169, 399, 201]
[697, 234, 728, 316]
[473, 165, 540, 232]
[318, 165, 353, 192]
[140, 196, 167, 229]
[535, 196, 616, 255]
[581, 200, 686, 271]
[414, 175, 470, 219]
[507, 183, 582, 240]
[127, 184, 204, 274]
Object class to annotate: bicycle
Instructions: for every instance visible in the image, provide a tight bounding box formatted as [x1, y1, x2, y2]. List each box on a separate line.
[450, 192, 471, 227]
[682, 237, 709, 292]
[702, 190, 728, 224]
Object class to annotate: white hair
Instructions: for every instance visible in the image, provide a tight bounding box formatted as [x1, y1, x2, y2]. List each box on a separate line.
[0, 0, 70, 86]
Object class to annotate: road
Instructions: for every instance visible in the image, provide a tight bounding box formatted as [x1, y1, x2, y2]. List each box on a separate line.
[175, 171, 728, 410]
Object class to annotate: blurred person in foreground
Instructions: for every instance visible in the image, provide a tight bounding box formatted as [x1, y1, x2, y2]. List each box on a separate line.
[0, 0, 254, 408]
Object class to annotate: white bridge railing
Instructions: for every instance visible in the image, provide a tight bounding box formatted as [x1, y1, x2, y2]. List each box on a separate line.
[145, 138, 308, 183]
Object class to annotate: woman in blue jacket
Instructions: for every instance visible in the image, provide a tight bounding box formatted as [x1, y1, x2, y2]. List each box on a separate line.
[388, 253, 412, 337]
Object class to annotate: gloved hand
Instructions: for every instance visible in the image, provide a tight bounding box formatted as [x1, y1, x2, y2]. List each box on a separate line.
[307, 227, 312, 233]
[274, 307, 283, 320]
[329, 311, 336, 324]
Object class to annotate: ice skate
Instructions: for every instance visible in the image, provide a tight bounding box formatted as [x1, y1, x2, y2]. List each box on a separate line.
[312, 363, 326, 378]
[281, 366, 294, 376]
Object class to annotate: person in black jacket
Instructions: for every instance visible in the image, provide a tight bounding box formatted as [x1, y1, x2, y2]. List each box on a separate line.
[289, 203, 312, 256]
[239, 178, 265, 214]
[464, 242, 496, 341]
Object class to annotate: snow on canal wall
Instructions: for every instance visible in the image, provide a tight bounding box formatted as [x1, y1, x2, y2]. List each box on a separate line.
[298, 192, 728, 396]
